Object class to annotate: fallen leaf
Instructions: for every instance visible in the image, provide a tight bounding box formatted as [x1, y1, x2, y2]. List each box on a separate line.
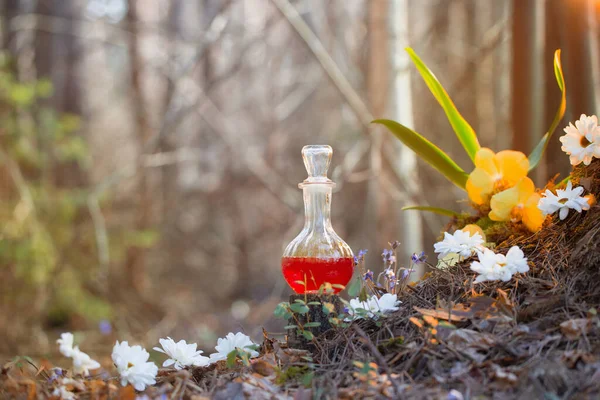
[490, 364, 518, 387]
[447, 329, 496, 363]
[414, 307, 466, 322]
[561, 350, 597, 368]
[560, 318, 592, 340]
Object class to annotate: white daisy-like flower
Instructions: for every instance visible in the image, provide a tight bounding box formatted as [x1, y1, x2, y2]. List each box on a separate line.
[71, 347, 101, 376]
[470, 248, 512, 283]
[52, 385, 75, 400]
[112, 341, 158, 391]
[345, 293, 401, 320]
[470, 246, 528, 283]
[538, 180, 591, 220]
[559, 114, 600, 166]
[153, 337, 210, 369]
[56, 332, 101, 376]
[504, 246, 529, 274]
[209, 332, 259, 364]
[57, 333, 75, 358]
[433, 230, 484, 260]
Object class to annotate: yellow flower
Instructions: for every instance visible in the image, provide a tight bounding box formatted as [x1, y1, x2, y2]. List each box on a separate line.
[489, 177, 545, 232]
[466, 148, 529, 205]
[462, 224, 486, 242]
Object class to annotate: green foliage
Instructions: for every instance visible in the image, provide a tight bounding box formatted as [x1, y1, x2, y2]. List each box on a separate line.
[406, 48, 480, 161]
[401, 205, 459, 217]
[346, 276, 361, 298]
[0, 56, 146, 331]
[275, 365, 312, 386]
[529, 50, 566, 171]
[373, 119, 468, 189]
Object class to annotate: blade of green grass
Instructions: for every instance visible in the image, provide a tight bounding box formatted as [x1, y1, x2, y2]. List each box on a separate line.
[373, 119, 468, 189]
[401, 206, 459, 217]
[406, 48, 480, 162]
[529, 49, 566, 171]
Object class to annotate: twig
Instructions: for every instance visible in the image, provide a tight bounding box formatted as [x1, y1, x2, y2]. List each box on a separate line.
[352, 325, 402, 397]
[270, 0, 373, 128]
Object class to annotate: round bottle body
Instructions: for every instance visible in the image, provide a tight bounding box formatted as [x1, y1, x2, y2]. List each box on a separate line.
[281, 184, 353, 294]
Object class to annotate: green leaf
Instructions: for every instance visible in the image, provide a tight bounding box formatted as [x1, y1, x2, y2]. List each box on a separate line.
[294, 299, 306, 304]
[274, 302, 290, 318]
[307, 301, 321, 306]
[284, 325, 298, 330]
[529, 49, 566, 171]
[301, 371, 314, 388]
[373, 119, 468, 189]
[401, 205, 459, 217]
[290, 303, 310, 314]
[226, 349, 238, 368]
[303, 322, 321, 328]
[406, 47, 480, 161]
[358, 287, 369, 303]
[347, 277, 361, 297]
[301, 330, 314, 340]
[322, 302, 335, 315]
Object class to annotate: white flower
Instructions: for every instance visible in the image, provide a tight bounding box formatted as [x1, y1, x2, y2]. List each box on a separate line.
[559, 114, 600, 166]
[52, 386, 75, 400]
[505, 246, 529, 274]
[375, 293, 401, 313]
[538, 180, 591, 220]
[434, 230, 484, 260]
[71, 347, 101, 376]
[209, 332, 259, 363]
[470, 248, 512, 283]
[153, 337, 210, 369]
[112, 341, 158, 391]
[57, 333, 75, 358]
[57, 332, 101, 376]
[470, 246, 528, 283]
[345, 293, 401, 320]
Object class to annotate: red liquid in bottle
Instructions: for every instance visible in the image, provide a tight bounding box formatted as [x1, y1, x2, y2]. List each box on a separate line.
[281, 257, 354, 294]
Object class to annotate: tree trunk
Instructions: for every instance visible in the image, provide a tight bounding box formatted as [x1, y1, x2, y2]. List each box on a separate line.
[125, 0, 152, 293]
[390, 0, 423, 265]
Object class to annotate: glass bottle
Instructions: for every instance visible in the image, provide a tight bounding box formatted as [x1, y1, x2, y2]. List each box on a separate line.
[281, 145, 354, 294]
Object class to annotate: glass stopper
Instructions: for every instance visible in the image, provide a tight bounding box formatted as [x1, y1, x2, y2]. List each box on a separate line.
[300, 145, 335, 187]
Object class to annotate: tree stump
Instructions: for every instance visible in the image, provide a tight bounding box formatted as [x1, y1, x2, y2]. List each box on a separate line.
[287, 293, 342, 351]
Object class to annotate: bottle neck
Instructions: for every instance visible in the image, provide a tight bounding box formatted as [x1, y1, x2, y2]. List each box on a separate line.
[302, 185, 333, 232]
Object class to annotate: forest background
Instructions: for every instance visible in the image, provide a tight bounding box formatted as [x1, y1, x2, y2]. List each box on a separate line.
[0, 0, 598, 359]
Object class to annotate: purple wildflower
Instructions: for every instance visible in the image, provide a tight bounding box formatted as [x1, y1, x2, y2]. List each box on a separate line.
[411, 251, 427, 264]
[354, 249, 368, 264]
[363, 269, 374, 281]
[99, 320, 112, 335]
[382, 249, 392, 259]
[402, 268, 415, 279]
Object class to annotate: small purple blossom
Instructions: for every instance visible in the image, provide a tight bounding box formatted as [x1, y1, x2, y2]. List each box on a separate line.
[401, 268, 415, 279]
[343, 306, 350, 313]
[363, 269, 374, 281]
[411, 251, 427, 264]
[354, 249, 368, 264]
[382, 249, 396, 264]
[384, 267, 395, 279]
[47, 368, 63, 383]
[99, 320, 112, 335]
